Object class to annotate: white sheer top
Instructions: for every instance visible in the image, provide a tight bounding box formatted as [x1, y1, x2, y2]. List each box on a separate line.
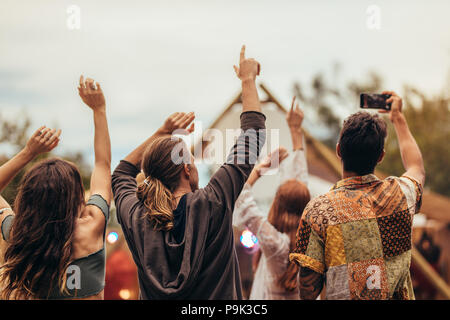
[233, 150, 309, 300]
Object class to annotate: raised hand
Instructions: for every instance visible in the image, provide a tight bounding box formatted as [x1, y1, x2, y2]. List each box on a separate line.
[246, 147, 289, 186]
[287, 97, 304, 130]
[123, 112, 195, 166]
[287, 97, 305, 151]
[233, 45, 261, 82]
[159, 112, 195, 135]
[78, 75, 106, 111]
[258, 147, 289, 171]
[25, 126, 61, 156]
[379, 90, 425, 186]
[379, 91, 403, 122]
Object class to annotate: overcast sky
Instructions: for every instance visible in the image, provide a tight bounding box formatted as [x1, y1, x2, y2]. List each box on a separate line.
[1, 0, 449, 171]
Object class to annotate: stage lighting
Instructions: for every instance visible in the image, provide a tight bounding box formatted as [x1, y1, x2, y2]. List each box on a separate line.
[119, 289, 131, 300]
[240, 229, 258, 249]
[107, 231, 119, 244]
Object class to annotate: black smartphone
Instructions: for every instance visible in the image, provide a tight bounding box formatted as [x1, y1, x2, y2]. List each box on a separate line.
[360, 93, 391, 110]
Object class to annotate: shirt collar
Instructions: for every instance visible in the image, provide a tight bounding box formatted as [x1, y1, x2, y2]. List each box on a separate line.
[332, 174, 380, 190]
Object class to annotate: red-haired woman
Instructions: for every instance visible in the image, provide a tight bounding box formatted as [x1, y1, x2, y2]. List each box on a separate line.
[233, 97, 311, 299]
[0, 76, 111, 299]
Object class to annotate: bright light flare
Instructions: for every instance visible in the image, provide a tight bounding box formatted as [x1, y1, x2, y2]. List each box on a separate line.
[240, 229, 258, 249]
[119, 289, 131, 300]
[107, 231, 119, 244]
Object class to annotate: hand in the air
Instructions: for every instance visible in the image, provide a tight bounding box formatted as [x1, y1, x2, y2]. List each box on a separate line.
[160, 112, 195, 135]
[233, 45, 261, 81]
[25, 126, 61, 156]
[256, 147, 289, 175]
[78, 75, 106, 111]
[286, 97, 304, 130]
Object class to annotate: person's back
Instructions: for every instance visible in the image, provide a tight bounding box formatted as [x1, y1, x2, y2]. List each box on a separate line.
[0, 76, 112, 300]
[290, 91, 425, 300]
[294, 173, 422, 299]
[111, 46, 266, 299]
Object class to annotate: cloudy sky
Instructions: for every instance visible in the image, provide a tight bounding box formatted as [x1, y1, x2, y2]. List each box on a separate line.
[1, 0, 449, 173]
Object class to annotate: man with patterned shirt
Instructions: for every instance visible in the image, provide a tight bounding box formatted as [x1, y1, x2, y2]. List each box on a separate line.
[289, 91, 425, 300]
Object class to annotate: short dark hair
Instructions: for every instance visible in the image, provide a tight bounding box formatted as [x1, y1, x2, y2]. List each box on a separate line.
[338, 112, 387, 175]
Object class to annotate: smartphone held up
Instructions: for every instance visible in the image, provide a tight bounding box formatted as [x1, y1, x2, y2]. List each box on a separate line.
[360, 93, 392, 110]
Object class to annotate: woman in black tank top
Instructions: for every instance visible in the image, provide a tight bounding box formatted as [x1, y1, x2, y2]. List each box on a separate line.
[0, 76, 112, 299]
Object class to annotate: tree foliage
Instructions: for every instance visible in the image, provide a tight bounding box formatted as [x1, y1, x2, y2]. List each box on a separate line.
[380, 87, 450, 196]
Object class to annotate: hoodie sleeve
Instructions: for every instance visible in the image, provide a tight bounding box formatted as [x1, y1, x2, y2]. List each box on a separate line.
[203, 111, 266, 218]
[111, 160, 142, 228]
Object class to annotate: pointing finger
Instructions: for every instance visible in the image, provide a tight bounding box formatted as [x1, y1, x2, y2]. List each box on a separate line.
[240, 45, 246, 63]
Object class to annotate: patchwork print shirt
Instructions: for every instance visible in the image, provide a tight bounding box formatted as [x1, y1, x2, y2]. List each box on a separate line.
[290, 174, 423, 300]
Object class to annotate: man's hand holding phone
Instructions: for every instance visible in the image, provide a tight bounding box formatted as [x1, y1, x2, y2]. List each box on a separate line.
[378, 91, 403, 123]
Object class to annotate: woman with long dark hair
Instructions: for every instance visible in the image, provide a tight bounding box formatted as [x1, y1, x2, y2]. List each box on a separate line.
[0, 76, 111, 299]
[233, 97, 311, 299]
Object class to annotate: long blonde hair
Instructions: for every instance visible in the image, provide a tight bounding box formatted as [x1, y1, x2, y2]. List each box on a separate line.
[136, 136, 185, 231]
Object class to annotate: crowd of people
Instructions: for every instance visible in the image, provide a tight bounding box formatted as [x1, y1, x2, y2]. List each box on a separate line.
[0, 45, 425, 300]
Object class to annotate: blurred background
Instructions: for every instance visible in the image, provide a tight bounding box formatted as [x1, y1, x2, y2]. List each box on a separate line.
[0, 0, 449, 299]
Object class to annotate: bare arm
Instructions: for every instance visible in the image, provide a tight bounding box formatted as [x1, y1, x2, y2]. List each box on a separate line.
[78, 76, 112, 204]
[123, 112, 195, 167]
[0, 126, 61, 194]
[380, 91, 425, 186]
